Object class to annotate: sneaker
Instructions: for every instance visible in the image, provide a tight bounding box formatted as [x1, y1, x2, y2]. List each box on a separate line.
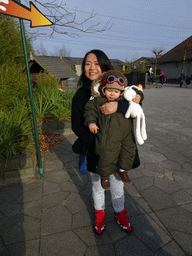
[116, 170, 131, 184]
[115, 209, 133, 234]
[101, 175, 110, 190]
[94, 210, 106, 237]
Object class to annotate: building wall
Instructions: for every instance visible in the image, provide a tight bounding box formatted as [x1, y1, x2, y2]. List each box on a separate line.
[159, 61, 192, 78]
[65, 78, 79, 90]
[185, 61, 192, 76]
[75, 65, 81, 76]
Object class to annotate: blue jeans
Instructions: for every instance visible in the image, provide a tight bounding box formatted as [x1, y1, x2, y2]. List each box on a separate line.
[78, 154, 87, 174]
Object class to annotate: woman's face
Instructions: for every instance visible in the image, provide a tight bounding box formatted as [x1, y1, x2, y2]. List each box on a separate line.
[84, 53, 102, 81]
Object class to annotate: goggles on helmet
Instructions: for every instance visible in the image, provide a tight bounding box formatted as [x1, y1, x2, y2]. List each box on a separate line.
[102, 75, 125, 86]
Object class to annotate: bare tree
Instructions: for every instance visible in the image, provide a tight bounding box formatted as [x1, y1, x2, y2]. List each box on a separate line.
[125, 58, 129, 64]
[131, 52, 139, 63]
[27, 0, 112, 37]
[50, 45, 71, 57]
[152, 47, 164, 76]
[35, 43, 48, 56]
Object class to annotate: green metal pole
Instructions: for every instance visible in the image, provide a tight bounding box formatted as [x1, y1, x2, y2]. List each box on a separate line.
[18, 13, 44, 178]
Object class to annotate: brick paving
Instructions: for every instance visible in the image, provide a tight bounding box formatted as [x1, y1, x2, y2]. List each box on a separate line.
[0, 85, 192, 255]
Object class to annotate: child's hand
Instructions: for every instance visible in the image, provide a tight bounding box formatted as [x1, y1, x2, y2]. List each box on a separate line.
[89, 123, 99, 134]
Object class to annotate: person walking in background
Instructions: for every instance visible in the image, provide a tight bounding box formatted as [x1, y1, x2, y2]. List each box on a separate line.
[71, 49, 142, 237]
[147, 67, 154, 83]
[159, 71, 164, 87]
[179, 72, 185, 87]
[130, 65, 138, 85]
[186, 75, 191, 87]
[149, 67, 154, 83]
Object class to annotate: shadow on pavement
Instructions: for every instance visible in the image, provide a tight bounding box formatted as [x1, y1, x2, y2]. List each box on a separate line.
[0, 155, 26, 256]
[0, 153, 42, 255]
[50, 128, 175, 256]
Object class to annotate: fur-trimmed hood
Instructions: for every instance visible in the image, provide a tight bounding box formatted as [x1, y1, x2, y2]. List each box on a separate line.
[91, 70, 127, 97]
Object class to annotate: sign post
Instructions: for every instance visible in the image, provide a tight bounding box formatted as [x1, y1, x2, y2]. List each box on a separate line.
[19, 17, 44, 178]
[0, 0, 53, 178]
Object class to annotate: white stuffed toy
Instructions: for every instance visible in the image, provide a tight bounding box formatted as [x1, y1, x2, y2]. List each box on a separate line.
[124, 86, 147, 145]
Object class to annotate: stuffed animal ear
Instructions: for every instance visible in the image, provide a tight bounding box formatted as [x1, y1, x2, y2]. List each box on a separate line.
[130, 85, 143, 92]
[91, 82, 101, 97]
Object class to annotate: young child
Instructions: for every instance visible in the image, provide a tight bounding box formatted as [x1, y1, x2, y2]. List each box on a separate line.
[84, 70, 142, 190]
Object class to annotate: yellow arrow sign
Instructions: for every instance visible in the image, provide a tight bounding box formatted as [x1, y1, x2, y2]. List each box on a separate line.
[0, 0, 53, 27]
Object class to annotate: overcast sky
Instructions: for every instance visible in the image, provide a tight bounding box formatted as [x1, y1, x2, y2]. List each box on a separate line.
[28, 0, 192, 62]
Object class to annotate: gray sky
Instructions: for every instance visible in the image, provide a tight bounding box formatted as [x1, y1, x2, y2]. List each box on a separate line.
[30, 0, 192, 62]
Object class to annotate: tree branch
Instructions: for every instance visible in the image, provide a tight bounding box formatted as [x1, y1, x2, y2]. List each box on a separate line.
[30, 0, 112, 36]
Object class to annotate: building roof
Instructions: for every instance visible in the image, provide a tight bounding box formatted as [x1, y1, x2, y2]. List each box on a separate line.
[110, 59, 129, 70]
[159, 36, 192, 63]
[134, 57, 155, 66]
[30, 55, 78, 79]
[62, 57, 127, 70]
[31, 55, 128, 79]
[62, 57, 83, 66]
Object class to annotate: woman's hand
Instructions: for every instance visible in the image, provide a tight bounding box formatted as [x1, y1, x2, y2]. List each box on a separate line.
[100, 102, 118, 115]
[132, 94, 141, 104]
[100, 94, 141, 115]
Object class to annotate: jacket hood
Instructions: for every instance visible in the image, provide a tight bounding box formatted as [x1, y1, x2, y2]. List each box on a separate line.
[91, 70, 127, 97]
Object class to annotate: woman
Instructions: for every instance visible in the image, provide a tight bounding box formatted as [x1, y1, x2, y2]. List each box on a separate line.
[71, 49, 142, 237]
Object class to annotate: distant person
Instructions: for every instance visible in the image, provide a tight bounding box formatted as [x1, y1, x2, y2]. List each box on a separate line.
[186, 75, 191, 87]
[130, 65, 138, 85]
[159, 71, 164, 87]
[147, 67, 154, 83]
[179, 73, 185, 87]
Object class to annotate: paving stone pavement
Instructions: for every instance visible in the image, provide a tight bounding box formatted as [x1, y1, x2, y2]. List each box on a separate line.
[0, 85, 192, 256]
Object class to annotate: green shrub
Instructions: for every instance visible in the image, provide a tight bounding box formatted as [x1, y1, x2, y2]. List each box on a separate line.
[0, 67, 76, 161]
[33, 85, 63, 120]
[33, 85, 75, 121]
[0, 15, 32, 67]
[60, 89, 76, 109]
[138, 65, 148, 74]
[36, 71, 59, 90]
[0, 102, 33, 163]
[123, 70, 132, 74]
[48, 89, 75, 121]
[0, 64, 29, 111]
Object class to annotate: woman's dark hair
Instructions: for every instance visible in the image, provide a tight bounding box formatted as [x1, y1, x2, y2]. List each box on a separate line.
[78, 49, 114, 87]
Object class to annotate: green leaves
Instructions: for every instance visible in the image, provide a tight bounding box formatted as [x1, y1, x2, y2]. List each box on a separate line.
[0, 107, 32, 162]
[0, 15, 76, 161]
[0, 64, 29, 111]
[0, 15, 32, 66]
[0, 87, 75, 162]
[33, 85, 75, 121]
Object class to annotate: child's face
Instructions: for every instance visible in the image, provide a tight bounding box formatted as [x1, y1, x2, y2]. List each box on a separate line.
[104, 88, 121, 101]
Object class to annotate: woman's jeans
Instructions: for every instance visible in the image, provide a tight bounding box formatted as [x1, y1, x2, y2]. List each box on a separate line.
[90, 173, 124, 213]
